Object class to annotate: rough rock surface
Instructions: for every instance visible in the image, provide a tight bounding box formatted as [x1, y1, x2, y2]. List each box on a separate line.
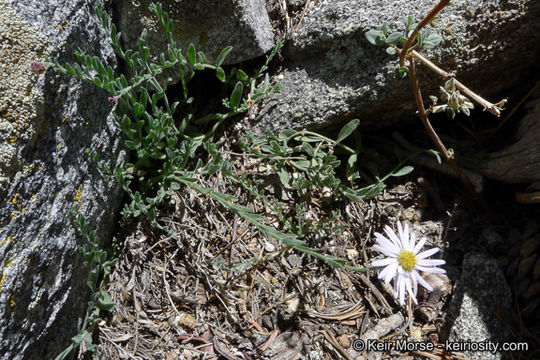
[444, 252, 512, 360]
[0, 1, 125, 359]
[255, 0, 540, 135]
[115, 0, 275, 82]
[475, 85, 540, 183]
[0, 3, 49, 180]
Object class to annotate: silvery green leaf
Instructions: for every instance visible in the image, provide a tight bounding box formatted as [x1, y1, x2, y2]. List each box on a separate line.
[422, 32, 442, 49]
[337, 119, 360, 143]
[380, 22, 388, 36]
[390, 166, 414, 177]
[230, 81, 243, 109]
[386, 47, 396, 55]
[302, 142, 315, 156]
[432, 105, 447, 113]
[215, 46, 233, 68]
[385, 32, 402, 45]
[365, 30, 385, 46]
[346, 154, 357, 179]
[198, 51, 208, 64]
[279, 129, 296, 140]
[236, 69, 248, 81]
[444, 78, 456, 92]
[278, 167, 290, 186]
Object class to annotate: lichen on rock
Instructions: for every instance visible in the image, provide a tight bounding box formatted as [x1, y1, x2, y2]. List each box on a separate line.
[0, 1, 50, 182]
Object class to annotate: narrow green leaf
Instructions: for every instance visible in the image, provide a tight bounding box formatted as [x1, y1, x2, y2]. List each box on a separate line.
[346, 154, 357, 179]
[187, 43, 196, 66]
[390, 166, 414, 177]
[278, 167, 290, 186]
[428, 149, 442, 164]
[216, 66, 226, 82]
[215, 46, 233, 68]
[198, 51, 208, 64]
[236, 69, 248, 82]
[337, 119, 360, 143]
[278, 129, 296, 140]
[230, 81, 243, 109]
[302, 142, 315, 157]
[380, 22, 388, 36]
[97, 290, 116, 311]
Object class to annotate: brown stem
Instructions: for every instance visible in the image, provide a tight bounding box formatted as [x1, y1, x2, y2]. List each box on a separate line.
[399, 0, 450, 68]
[411, 50, 506, 116]
[407, 55, 478, 196]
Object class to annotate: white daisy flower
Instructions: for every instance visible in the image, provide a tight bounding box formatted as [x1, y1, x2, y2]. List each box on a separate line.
[371, 221, 446, 306]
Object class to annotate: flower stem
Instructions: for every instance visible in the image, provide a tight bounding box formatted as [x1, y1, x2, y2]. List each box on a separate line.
[399, 0, 450, 68]
[411, 50, 506, 116]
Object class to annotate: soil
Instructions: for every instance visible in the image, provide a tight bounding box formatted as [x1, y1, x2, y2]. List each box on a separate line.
[84, 113, 540, 360]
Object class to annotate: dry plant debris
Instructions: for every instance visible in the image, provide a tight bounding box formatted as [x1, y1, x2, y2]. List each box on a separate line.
[94, 126, 456, 360]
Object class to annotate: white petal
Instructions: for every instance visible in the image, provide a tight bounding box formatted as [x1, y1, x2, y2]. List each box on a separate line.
[398, 275, 406, 306]
[407, 232, 417, 252]
[371, 258, 396, 267]
[374, 244, 398, 258]
[417, 259, 445, 267]
[413, 271, 433, 292]
[374, 233, 401, 255]
[416, 265, 446, 274]
[381, 262, 398, 283]
[405, 277, 418, 304]
[416, 247, 440, 259]
[413, 236, 428, 254]
[411, 269, 419, 296]
[384, 226, 402, 248]
[397, 221, 406, 247]
[402, 222, 411, 249]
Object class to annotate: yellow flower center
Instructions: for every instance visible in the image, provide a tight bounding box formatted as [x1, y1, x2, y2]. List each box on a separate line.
[398, 250, 417, 272]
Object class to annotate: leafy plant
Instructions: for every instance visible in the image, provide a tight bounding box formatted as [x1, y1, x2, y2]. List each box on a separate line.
[238, 120, 413, 204]
[49, 2, 281, 225]
[365, 0, 506, 196]
[55, 210, 117, 360]
[45, 1, 433, 358]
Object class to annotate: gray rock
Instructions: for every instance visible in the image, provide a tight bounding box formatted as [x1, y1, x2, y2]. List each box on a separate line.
[255, 0, 540, 135]
[444, 252, 511, 360]
[0, 1, 125, 359]
[115, 0, 275, 82]
[475, 87, 540, 183]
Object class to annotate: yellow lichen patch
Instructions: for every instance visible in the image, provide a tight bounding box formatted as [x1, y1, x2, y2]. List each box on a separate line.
[0, 274, 6, 293]
[10, 210, 20, 221]
[29, 194, 37, 201]
[27, 162, 36, 174]
[0, 236, 11, 247]
[11, 193, 19, 205]
[75, 184, 83, 201]
[56, 142, 63, 150]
